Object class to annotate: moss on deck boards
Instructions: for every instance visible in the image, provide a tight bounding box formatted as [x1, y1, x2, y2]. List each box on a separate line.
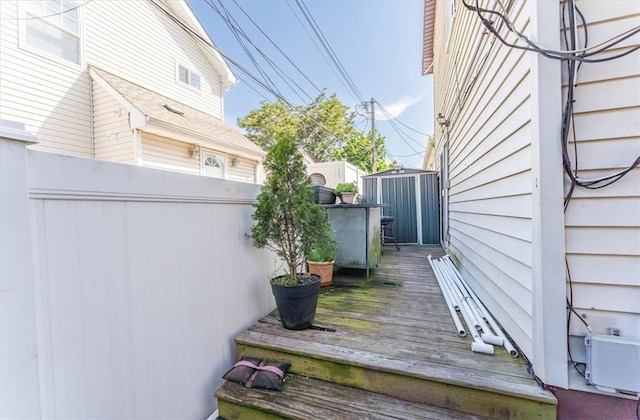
[225, 246, 557, 419]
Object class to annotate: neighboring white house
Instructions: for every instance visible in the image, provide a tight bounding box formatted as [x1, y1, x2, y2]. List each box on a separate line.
[307, 160, 367, 192]
[0, 0, 265, 183]
[424, 0, 639, 397]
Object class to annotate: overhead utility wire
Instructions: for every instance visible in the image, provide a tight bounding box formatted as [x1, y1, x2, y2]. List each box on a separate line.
[206, 0, 312, 103]
[376, 105, 425, 156]
[375, 100, 431, 138]
[285, 2, 360, 104]
[294, 0, 366, 104]
[231, 0, 322, 96]
[147, 1, 294, 105]
[215, 0, 314, 102]
[205, 0, 281, 97]
[147, 0, 356, 155]
[462, 0, 640, 63]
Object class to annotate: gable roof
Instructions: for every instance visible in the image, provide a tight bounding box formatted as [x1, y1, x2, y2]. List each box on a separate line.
[162, 0, 237, 87]
[90, 67, 265, 159]
[422, 0, 436, 75]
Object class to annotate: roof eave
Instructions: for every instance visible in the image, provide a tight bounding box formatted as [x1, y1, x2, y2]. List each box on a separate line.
[422, 0, 436, 75]
[146, 117, 266, 160]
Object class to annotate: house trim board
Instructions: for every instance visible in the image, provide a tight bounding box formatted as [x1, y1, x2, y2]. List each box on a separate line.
[528, 0, 568, 388]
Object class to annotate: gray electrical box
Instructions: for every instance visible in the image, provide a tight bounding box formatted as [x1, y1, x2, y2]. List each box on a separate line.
[585, 334, 640, 395]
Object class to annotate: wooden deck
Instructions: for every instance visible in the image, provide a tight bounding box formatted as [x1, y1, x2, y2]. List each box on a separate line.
[216, 246, 557, 419]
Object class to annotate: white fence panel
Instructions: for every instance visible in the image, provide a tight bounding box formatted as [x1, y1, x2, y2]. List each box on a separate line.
[1, 133, 276, 419]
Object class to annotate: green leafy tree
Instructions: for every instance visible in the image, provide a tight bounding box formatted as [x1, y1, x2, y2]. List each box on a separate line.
[238, 92, 394, 171]
[333, 131, 396, 173]
[250, 137, 327, 285]
[237, 100, 301, 151]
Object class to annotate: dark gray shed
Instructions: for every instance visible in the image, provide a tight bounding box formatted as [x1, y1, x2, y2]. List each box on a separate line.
[363, 168, 440, 245]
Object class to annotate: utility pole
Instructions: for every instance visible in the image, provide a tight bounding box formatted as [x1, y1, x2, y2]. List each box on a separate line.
[370, 97, 376, 173]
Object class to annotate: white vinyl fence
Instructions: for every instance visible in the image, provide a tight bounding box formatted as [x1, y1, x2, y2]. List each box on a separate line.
[1, 132, 277, 419]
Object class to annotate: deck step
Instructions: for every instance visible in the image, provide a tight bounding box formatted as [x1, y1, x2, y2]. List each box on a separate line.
[216, 374, 487, 419]
[232, 316, 556, 419]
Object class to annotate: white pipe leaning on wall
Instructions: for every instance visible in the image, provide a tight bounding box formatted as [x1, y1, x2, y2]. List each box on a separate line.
[438, 259, 503, 346]
[430, 257, 494, 355]
[428, 256, 466, 337]
[442, 256, 519, 358]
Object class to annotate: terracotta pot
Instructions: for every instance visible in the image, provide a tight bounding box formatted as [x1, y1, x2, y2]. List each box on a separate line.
[307, 260, 335, 287]
[339, 192, 355, 204]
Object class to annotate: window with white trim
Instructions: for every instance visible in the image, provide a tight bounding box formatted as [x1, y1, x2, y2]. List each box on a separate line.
[177, 64, 201, 90]
[203, 153, 226, 179]
[23, 0, 81, 64]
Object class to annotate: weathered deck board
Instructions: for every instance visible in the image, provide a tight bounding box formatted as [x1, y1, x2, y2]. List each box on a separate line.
[224, 245, 557, 419]
[217, 375, 488, 419]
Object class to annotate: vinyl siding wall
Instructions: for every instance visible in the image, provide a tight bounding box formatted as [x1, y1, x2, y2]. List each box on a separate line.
[92, 79, 135, 164]
[563, 2, 640, 341]
[227, 157, 258, 184]
[141, 132, 200, 175]
[0, 0, 223, 155]
[85, 0, 223, 119]
[141, 133, 258, 183]
[0, 1, 92, 156]
[433, 1, 536, 356]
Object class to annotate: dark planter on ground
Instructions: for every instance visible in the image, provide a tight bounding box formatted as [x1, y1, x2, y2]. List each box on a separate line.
[271, 275, 321, 330]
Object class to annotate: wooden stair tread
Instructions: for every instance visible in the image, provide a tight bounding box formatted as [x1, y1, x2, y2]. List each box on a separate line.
[235, 328, 555, 404]
[216, 374, 487, 420]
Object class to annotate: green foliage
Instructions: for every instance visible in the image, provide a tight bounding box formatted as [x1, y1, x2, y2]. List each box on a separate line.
[334, 182, 358, 194]
[307, 221, 338, 262]
[332, 131, 396, 173]
[238, 92, 394, 171]
[251, 137, 327, 286]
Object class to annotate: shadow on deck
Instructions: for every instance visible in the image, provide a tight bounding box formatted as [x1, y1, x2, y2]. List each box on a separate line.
[216, 245, 557, 419]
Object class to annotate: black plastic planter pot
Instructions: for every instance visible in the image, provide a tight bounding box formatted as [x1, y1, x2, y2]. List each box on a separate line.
[271, 275, 321, 330]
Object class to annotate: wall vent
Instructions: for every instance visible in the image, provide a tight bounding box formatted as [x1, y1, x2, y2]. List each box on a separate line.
[585, 334, 640, 395]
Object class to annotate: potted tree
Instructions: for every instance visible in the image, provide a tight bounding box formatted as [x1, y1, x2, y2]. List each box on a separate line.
[334, 182, 358, 204]
[306, 220, 338, 287]
[251, 137, 326, 330]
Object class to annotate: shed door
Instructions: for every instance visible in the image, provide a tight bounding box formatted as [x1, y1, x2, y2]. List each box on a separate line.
[420, 174, 440, 244]
[382, 177, 417, 244]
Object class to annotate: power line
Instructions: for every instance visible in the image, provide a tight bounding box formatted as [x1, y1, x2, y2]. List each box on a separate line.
[206, 0, 315, 103]
[148, 0, 364, 159]
[206, 0, 281, 97]
[231, 0, 323, 96]
[375, 101, 432, 137]
[376, 104, 426, 154]
[294, 0, 365, 104]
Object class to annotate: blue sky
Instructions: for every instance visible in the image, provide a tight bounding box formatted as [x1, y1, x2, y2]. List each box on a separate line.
[187, 0, 434, 169]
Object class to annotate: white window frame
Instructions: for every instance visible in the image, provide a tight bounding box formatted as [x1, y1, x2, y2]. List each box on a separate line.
[19, 0, 84, 67]
[176, 63, 201, 91]
[201, 151, 227, 179]
[445, 0, 456, 50]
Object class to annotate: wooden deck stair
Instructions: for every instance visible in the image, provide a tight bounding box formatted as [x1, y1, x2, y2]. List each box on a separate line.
[215, 246, 557, 419]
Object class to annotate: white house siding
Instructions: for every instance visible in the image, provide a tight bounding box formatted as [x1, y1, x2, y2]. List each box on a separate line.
[563, 1, 640, 341]
[0, 1, 92, 156]
[227, 156, 258, 184]
[84, 0, 224, 119]
[434, 0, 538, 358]
[0, 0, 224, 157]
[141, 132, 200, 175]
[92, 79, 135, 164]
